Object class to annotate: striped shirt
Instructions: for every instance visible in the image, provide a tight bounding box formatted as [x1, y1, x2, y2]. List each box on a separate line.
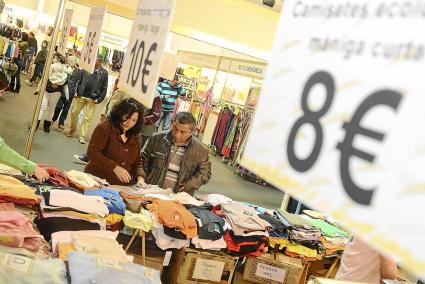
[164, 145, 186, 192]
[157, 81, 185, 112]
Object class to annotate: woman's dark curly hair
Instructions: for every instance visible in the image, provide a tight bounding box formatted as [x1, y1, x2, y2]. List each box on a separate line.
[108, 98, 144, 137]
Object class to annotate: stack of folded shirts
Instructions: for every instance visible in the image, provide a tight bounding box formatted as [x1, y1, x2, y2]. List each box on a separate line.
[0, 203, 48, 255]
[219, 202, 271, 257]
[188, 203, 227, 250]
[0, 175, 40, 206]
[67, 251, 161, 284]
[123, 209, 154, 232]
[36, 190, 109, 241]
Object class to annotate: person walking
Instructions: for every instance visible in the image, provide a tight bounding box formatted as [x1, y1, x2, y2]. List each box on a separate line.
[9, 32, 28, 93]
[67, 58, 108, 144]
[25, 40, 48, 87]
[24, 32, 38, 74]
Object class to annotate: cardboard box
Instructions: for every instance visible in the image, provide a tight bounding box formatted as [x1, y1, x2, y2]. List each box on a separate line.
[165, 248, 239, 284]
[243, 253, 305, 284]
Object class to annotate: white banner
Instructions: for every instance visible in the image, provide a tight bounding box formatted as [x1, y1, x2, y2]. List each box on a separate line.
[79, 7, 105, 73]
[241, 0, 425, 277]
[57, 9, 73, 56]
[120, 0, 176, 107]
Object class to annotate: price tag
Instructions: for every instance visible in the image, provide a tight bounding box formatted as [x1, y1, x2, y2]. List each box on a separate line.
[241, 0, 425, 277]
[57, 9, 73, 56]
[79, 6, 105, 73]
[255, 263, 287, 282]
[120, 0, 176, 108]
[192, 259, 225, 282]
[1, 253, 33, 274]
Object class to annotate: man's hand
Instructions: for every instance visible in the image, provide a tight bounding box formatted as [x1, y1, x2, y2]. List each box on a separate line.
[93, 99, 99, 104]
[113, 166, 131, 184]
[137, 176, 148, 188]
[33, 166, 49, 183]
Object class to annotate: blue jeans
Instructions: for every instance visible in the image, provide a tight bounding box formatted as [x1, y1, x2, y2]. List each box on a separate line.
[156, 111, 173, 132]
[25, 46, 36, 72]
[30, 63, 44, 82]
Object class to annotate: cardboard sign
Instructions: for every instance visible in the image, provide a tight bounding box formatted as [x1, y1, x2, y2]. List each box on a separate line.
[79, 6, 105, 73]
[192, 259, 225, 282]
[120, 0, 176, 108]
[241, 0, 425, 277]
[57, 9, 73, 56]
[1, 253, 33, 274]
[255, 263, 287, 282]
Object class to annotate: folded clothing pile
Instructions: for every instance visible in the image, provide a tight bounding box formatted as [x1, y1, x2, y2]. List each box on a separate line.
[0, 174, 40, 206]
[68, 251, 161, 284]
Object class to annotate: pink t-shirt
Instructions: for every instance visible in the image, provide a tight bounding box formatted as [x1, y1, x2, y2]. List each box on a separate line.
[336, 238, 381, 283]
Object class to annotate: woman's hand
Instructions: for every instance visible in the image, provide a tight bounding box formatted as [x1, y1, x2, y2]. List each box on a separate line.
[137, 176, 148, 188]
[33, 166, 50, 183]
[113, 166, 131, 184]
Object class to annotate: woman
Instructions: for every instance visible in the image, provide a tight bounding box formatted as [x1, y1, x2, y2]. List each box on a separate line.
[85, 98, 144, 185]
[10, 32, 28, 93]
[36, 53, 71, 133]
[26, 40, 48, 86]
[0, 136, 49, 183]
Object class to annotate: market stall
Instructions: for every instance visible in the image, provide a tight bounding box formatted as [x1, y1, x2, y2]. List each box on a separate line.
[0, 162, 350, 284]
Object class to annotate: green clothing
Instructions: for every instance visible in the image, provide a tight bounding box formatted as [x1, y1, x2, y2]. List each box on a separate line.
[309, 219, 349, 238]
[0, 137, 36, 175]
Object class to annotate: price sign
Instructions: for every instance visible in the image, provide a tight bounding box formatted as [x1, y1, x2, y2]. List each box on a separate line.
[192, 259, 225, 282]
[79, 6, 105, 73]
[120, 0, 175, 107]
[241, 0, 425, 277]
[57, 9, 73, 56]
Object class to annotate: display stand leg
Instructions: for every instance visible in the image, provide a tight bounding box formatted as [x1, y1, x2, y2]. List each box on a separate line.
[325, 257, 340, 278]
[140, 230, 146, 266]
[125, 229, 139, 253]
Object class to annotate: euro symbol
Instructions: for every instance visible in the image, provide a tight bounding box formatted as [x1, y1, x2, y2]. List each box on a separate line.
[141, 42, 157, 93]
[337, 90, 402, 205]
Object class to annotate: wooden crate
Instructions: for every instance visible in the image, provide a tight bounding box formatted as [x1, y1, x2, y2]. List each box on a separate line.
[243, 253, 305, 284]
[166, 248, 239, 284]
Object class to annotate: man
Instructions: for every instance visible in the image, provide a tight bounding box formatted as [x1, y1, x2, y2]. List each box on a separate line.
[156, 78, 186, 131]
[336, 238, 399, 283]
[67, 58, 108, 144]
[138, 112, 211, 196]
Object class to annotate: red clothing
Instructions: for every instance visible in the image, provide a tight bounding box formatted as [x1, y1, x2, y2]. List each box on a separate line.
[39, 165, 69, 186]
[143, 96, 162, 125]
[85, 120, 142, 185]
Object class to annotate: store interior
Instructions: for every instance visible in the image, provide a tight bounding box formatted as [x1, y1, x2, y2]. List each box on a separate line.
[0, 0, 420, 283]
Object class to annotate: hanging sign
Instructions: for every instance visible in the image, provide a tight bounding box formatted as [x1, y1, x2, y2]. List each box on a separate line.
[57, 9, 73, 56]
[120, 0, 176, 107]
[79, 6, 105, 73]
[228, 61, 265, 78]
[241, 0, 425, 277]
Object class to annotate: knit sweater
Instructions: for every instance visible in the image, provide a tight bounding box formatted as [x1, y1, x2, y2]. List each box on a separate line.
[85, 120, 143, 185]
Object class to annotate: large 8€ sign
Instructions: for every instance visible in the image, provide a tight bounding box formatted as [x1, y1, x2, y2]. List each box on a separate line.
[57, 9, 73, 56]
[80, 7, 105, 73]
[241, 0, 425, 277]
[120, 0, 175, 107]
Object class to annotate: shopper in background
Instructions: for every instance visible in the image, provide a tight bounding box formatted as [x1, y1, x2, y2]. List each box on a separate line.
[141, 92, 162, 149]
[67, 58, 108, 144]
[9, 32, 27, 93]
[36, 53, 71, 133]
[336, 238, 399, 283]
[0, 136, 49, 183]
[155, 78, 186, 132]
[26, 40, 48, 86]
[51, 59, 81, 130]
[85, 98, 144, 185]
[139, 112, 211, 196]
[24, 32, 38, 74]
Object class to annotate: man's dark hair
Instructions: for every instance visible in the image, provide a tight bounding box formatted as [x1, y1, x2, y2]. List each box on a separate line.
[108, 98, 145, 137]
[174, 112, 196, 129]
[21, 32, 28, 42]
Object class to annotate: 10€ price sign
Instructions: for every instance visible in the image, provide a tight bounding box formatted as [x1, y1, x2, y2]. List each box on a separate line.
[79, 6, 105, 73]
[120, 0, 175, 108]
[241, 0, 425, 277]
[57, 9, 73, 56]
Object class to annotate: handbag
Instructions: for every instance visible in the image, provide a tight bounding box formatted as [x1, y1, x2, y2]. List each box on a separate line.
[46, 80, 60, 93]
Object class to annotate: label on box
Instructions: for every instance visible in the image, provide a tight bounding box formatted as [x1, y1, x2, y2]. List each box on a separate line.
[192, 258, 225, 282]
[255, 263, 287, 282]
